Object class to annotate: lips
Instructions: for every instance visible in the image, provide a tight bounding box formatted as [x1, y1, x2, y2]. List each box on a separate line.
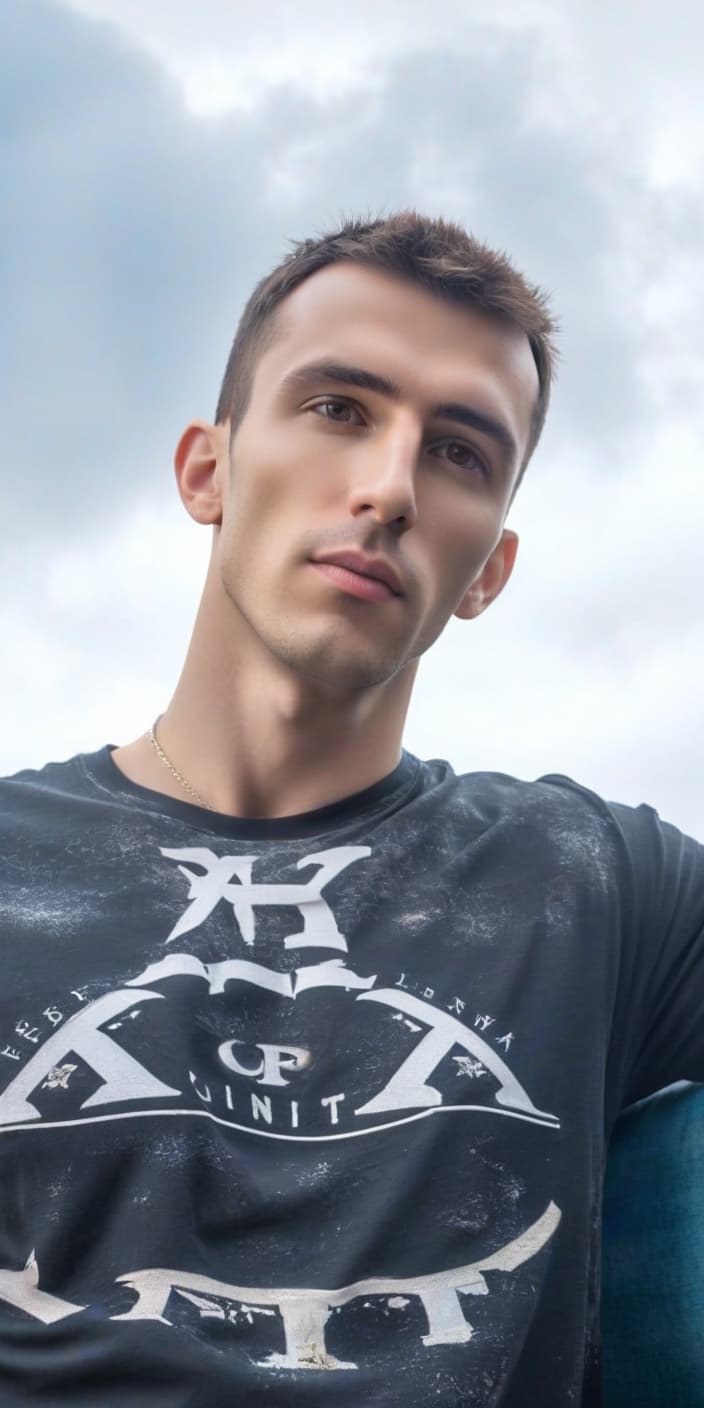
[311, 551, 403, 596]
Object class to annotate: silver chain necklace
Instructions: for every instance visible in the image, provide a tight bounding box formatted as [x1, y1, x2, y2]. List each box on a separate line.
[148, 716, 214, 811]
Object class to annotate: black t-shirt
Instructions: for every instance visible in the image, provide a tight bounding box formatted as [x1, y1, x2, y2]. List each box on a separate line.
[0, 745, 703, 1406]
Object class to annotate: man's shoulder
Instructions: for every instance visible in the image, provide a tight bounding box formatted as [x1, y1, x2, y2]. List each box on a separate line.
[440, 761, 618, 827]
[0, 747, 109, 817]
[431, 761, 680, 874]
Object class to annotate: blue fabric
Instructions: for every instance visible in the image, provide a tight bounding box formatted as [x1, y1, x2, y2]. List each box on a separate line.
[602, 1083, 704, 1405]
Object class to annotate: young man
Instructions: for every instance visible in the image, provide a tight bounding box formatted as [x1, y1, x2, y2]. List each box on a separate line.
[1, 211, 701, 1406]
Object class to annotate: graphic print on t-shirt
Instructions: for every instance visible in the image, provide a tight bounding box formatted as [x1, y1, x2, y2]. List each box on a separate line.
[0, 838, 562, 1376]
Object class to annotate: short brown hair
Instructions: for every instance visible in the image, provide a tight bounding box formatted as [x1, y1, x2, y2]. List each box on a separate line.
[215, 210, 558, 478]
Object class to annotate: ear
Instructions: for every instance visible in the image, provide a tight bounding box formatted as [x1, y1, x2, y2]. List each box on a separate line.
[454, 528, 519, 621]
[174, 420, 231, 526]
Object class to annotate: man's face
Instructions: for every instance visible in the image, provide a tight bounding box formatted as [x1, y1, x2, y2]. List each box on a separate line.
[213, 263, 538, 692]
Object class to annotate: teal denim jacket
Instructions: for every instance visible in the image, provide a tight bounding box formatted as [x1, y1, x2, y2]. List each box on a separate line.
[603, 1083, 704, 1405]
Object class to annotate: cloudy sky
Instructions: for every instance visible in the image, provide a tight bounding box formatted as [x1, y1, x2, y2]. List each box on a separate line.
[2, 0, 702, 837]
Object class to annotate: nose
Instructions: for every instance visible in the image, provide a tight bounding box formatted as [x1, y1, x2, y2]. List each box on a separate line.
[347, 431, 418, 532]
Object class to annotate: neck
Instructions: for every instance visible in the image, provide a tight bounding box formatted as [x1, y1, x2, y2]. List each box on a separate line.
[112, 590, 416, 820]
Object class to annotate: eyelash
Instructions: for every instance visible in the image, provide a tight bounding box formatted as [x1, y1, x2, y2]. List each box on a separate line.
[308, 397, 491, 479]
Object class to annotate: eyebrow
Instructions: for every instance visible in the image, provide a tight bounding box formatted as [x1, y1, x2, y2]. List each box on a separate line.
[279, 359, 519, 468]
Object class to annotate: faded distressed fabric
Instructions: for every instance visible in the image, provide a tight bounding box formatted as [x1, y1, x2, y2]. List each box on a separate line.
[0, 745, 702, 1407]
[602, 1082, 704, 1406]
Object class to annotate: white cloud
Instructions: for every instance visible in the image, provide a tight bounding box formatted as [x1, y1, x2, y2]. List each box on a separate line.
[60, 0, 563, 111]
[4, 493, 209, 770]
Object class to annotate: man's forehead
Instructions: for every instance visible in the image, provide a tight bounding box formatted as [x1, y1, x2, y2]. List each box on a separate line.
[259, 262, 539, 446]
[267, 264, 536, 386]
[272, 261, 501, 338]
[281, 260, 420, 312]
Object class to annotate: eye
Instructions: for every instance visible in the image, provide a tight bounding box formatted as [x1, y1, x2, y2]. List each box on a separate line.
[432, 440, 490, 478]
[309, 397, 366, 426]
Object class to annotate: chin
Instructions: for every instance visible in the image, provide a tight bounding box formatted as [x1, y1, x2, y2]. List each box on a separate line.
[277, 636, 405, 694]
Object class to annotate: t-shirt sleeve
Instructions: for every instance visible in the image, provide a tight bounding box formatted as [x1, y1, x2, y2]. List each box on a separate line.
[607, 797, 704, 1108]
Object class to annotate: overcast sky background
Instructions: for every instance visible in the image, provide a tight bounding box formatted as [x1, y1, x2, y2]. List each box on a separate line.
[2, 0, 702, 837]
